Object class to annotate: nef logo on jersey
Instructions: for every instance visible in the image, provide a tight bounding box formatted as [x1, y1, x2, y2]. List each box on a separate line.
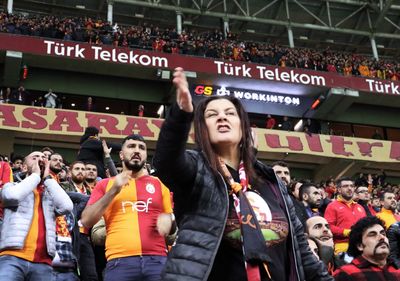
[121, 198, 152, 213]
[146, 183, 155, 194]
[194, 85, 213, 96]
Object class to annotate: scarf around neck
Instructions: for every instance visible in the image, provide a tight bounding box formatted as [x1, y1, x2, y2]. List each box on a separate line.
[218, 158, 272, 281]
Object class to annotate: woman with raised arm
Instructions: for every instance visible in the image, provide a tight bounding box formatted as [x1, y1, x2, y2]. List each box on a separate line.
[153, 68, 333, 281]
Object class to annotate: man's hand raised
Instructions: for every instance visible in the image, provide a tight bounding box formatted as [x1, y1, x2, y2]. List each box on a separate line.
[111, 171, 131, 194]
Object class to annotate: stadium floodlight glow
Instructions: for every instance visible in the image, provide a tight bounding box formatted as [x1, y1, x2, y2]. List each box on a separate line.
[71, 103, 76, 107]
[294, 119, 303, 132]
[377, 44, 385, 48]
[105, 107, 110, 111]
[75, 5, 85, 9]
[246, 29, 255, 33]
[135, 13, 144, 18]
[183, 20, 192, 25]
[157, 105, 164, 117]
[299, 36, 308, 40]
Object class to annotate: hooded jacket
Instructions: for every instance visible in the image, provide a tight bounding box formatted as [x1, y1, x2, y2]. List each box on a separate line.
[388, 221, 400, 268]
[0, 174, 73, 256]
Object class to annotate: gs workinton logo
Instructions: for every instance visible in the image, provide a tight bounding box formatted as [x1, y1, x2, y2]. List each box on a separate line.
[194, 85, 214, 96]
[193, 85, 301, 106]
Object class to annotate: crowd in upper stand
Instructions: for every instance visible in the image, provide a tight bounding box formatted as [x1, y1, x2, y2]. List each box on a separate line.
[1, 11, 400, 81]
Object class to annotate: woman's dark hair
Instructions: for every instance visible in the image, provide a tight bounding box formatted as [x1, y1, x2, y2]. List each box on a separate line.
[193, 96, 256, 181]
[347, 216, 386, 258]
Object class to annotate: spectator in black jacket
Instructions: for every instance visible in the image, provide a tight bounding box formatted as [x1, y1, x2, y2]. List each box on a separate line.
[388, 221, 400, 268]
[76, 127, 121, 179]
[296, 183, 322, 226]
[10, 86, 29, 105]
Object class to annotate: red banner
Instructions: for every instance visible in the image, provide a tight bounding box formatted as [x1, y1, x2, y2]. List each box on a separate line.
[0, 104, 399, 162]
[1, 33, 400, 95]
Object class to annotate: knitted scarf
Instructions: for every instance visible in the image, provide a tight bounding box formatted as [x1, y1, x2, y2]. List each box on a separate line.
[218, 158, 272, 281]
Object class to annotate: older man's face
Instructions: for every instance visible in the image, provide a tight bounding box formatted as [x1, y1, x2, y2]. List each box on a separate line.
[357, 224, 389, 262]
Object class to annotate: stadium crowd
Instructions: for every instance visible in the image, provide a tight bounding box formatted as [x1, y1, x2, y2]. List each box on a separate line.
[0, 69, 399, 281]
[1, 11, 400, 81]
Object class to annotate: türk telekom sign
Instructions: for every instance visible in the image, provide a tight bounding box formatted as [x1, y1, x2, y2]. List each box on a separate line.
[2, 33, 400, 96]
[191, 85, 314, 116]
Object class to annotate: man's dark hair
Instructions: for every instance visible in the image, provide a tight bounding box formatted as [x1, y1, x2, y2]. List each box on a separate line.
[347, 216, 386, 258]
[84, 161, 98, 167]
[355, 185, 368, 193]
[11, 155, 24, 163]
[121, 134, 145, 147]
[41, 146, 54, 154]
[288, 179, 309, 194]
[299, 183, 317, 201]
[271, 161, 289, 168]
[49, 153, 62, 160]
[336, 177, 353, 188]
[380, 191, 394, 201]
[69, 160, 85, 170]
[80, 126, 100, 144]
[84, 126, 99, 136]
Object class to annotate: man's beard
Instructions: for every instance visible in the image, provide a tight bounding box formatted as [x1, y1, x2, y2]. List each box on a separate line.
[309, 200, 320, 209]
[124, 158, 145, 172]
[50, 166, 62, 174]
[341, 193, 353, 201]
[85, 176, 96, 183]
[72, 174, 85, 184]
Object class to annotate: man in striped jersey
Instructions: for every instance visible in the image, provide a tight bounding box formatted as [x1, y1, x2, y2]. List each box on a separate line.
[81, 134, 175, 281]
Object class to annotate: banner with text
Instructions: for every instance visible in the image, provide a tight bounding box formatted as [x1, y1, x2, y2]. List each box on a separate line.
[1, 34, 400, 96]
[191, 84, 314, 116]
[0, 104, 399, 162]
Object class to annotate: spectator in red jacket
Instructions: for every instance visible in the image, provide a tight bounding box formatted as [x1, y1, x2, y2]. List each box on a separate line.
[0, 158, 13, 187]
[265, 114, 276, 129]
[324, 177, 366, 255]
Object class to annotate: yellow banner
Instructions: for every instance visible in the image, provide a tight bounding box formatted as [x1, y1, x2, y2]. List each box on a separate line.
[1, 104, 399, 162]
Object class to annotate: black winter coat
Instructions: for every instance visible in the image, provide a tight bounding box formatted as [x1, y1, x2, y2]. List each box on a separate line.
[77, 138, 121, 179]
[388, 221, 400, 268]
[153, 104, 333, 281]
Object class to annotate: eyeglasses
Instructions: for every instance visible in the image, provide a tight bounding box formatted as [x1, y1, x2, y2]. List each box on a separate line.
[357, 190, 369, 194]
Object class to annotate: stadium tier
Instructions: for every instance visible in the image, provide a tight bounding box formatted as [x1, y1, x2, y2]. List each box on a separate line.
[1, 1, 400, 183]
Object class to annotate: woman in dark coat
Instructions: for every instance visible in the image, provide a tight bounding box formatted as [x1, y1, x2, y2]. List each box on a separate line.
[77, 126, 121, 179]
[153, 68, 333, 281]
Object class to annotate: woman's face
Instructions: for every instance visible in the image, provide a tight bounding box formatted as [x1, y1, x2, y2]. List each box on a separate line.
[204, 99, 242, 150]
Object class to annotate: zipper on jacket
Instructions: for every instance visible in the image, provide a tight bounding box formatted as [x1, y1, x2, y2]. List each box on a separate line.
[203, 173, 230, 281]
[273, 173, 302, 281]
